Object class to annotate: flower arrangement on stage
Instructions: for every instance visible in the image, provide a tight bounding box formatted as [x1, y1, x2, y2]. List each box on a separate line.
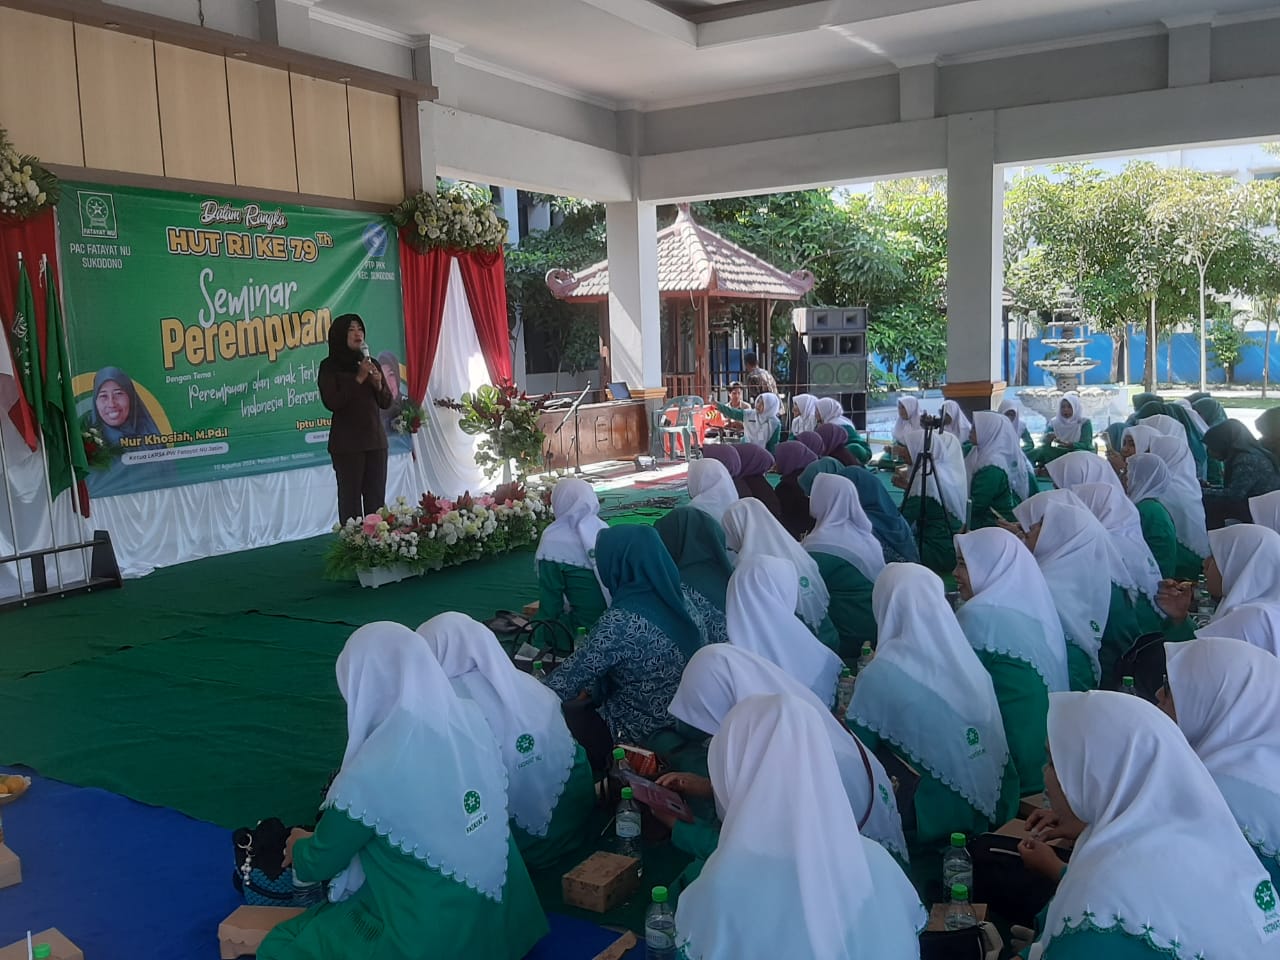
[81, 425, 117, 470]
[324, 484, 553, 582]
[435, 383, 553, 481]
[0, 127, 60, 222]
[392, 399, 427, 435]
[392, 182, 508, 254]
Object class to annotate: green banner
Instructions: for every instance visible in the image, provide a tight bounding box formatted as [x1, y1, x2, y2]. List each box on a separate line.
[56, 182, 410, 497]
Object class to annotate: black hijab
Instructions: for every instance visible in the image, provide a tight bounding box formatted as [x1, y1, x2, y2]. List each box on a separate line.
[327, 313, 366, 372]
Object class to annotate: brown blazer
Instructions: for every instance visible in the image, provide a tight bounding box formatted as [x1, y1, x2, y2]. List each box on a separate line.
[318, 357, 393, 453]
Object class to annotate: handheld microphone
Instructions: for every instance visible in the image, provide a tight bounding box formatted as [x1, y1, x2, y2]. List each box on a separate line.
[360, 343, 371, 360]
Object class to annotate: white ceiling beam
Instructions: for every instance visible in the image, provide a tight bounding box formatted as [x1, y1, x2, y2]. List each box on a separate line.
[575, 0, 698, 46]
[695, 0, 975, 47]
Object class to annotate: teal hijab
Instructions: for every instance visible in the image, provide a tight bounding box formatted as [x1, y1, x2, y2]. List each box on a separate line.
[654, 506, 734, 613]
[1186, 391, 1212, 405]
[800, 458, 920, 564]
[596, 526, 704, 658]
[798, 457, 842, 495]
[1193, 397, 1227, 428]
[1132, 391, 1161, 412]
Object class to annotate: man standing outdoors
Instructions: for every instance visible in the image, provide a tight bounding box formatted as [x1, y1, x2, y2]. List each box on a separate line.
[742, 351, 778, 398]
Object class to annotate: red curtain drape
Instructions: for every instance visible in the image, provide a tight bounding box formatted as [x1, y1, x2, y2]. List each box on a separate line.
[456, 249, 513, 385]
[398, 236, 452, 405]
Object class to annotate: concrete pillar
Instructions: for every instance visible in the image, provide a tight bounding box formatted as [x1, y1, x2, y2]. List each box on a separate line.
[1166, 22, 1211, 88]
[498, 187, 521, 246]
[257, 0, 310, 50]
[944, 111, 1005, 413]
[605, 201, 661, 392]
[899, 63, 938, 122]
[528, 202, 552, 234]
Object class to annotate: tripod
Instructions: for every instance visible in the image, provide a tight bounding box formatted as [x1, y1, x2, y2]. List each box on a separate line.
[900, 414, 943, 557]
[552, 381, 593, 476]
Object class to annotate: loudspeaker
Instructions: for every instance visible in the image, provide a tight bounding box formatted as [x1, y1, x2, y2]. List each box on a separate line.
[790, 306, 870, 430]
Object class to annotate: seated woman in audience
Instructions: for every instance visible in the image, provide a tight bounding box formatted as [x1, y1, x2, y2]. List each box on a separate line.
[417, 613, 595, 870]
[816, 421, 860, 468]
[1017, 691, 1277, 960]
[725, 554, 844, 703]
[1000, 397, 1036, 455]
[1045, 449, 1124, 496]
[794, 429, 827, 459]
[966, 410, 1029, 530]
[546, 526, 710, 750]
[1125, 453, 1207, 580]
[939, 399, 974, 455]
[1250, 488, 1280, 534]
[1193, 396, 1229, 485]
[533, 478, 608, 650]
[816, 397, 872, 463]
[895, 427, 968, 575]
[656, 506, 735, 614]
[733, 442, 784, 522]
[1013, 496, 1109, 691]
[1257, 406, 1280, 462]
[771, 440, 818, 540]
[721, 498, 839, 648]
[1131, 390, 1161, 414]
[715, 392, 781, 452]
[666, 645, 907, 876]
[954, 528, 1069, 794]
[876, 396, 921, 470]
[789, 393, 819, 437]
[259, 623, 547, 960]
[1203, 419, 1280, 528]
[847, 563, 1019, 849]
[1137, 399, 1209, 480]
[1162, 637, 1280, 886]
[1030, 393, 1093, 467]
[801, 459, 920, 565]
[804, 472, 885, 657]
[700, 444, 746, 496]
[674, 694, 926, 960]
[686, 456, 739, 523]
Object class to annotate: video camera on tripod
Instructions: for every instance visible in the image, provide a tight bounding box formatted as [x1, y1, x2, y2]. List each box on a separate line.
[918, 413, 944, 430]
[901, 411, 946, 554]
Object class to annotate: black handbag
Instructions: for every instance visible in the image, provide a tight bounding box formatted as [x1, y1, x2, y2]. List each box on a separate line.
[873, 744, 922, 834]
[1112, 631, 1167, 698]
[919, 928, 986, 960]
[970, 832, 1069, 928]
[232, 817, 326, 908]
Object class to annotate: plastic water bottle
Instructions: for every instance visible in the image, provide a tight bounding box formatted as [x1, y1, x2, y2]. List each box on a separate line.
[944, 884, 979, 930]
[576, 625, 588, 648]
[645, 886, 677, 959]
[834, 668, 856, 716]
[1121, 676, 1140, 696]
[531, 660, 546, 681]
[942, 833, 973, 891]
[856, 642, 874, 674]
[616, 787, 643, 866]
[611, 747, 634, 784]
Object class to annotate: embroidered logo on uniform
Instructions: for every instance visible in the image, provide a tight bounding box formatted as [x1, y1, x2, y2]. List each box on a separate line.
[879, 784, 891, 806]
[799, 576, 810, 588]
[516, 734, 536, 755]
[463, 790, 482, 815]
[1089, 620, 1101, 633]
[965, 727, 980, 747]
[1256, 881, 1277, 913]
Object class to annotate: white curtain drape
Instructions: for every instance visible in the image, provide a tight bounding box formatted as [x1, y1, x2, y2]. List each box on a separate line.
[0, 257, 490, 586]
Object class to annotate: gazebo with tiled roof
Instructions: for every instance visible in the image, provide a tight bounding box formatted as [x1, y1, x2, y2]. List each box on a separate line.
[546, 204, 815, 400]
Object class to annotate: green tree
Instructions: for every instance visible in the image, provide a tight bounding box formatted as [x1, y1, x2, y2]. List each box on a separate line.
[1208, 305, 1250, 384]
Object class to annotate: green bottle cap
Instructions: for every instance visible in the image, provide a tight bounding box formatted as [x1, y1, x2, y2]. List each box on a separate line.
[1122, 676, 1135, 686]
[33, 947, 52, 960]
[621, 787, 634, 799]
[861, 642, 872, 654]
[533, 660, 543, 670]
[613, 748, 626, 761]
[652, 886, 669, 904]
[840, 667, 852, 677]
[951, 884, 969, 900]
[577, 626, 587, 635]
[950, 832, 966, 847]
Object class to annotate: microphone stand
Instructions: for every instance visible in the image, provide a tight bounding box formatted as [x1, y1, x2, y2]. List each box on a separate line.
[554, 381, 593, 476]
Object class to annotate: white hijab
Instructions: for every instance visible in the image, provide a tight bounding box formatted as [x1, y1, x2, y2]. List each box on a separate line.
[536, 478, 609, 597]
[1048, 392, 1085, 444]
[676, 694, 926, 960]
[1030, 692, 1279, 960]
[1209, 525, 1280, 619]
[1073, 482, 1162, 601]
[687, 458, 739, 523]
[1250, 489, 1280, 535]
[1012, 488, 1087, 530]
[1206, 604, 1280, 658]
[966, 410, 1031, 499]
[417, 612, 578, 838]
[998, 397, 1027, 439]
[744, 393, 781, 448]
[669, 644, 908, 862]
[1149, 434, 1203, 503]
[939, 399, 972, 443]
[725, 553, 843, 706]
[1125, 453, 1211, 558]
[324, 622, 510, 902]
[722, 498, 831, 631]
[954, 527, 1070, 692]
[816, 396, 854, 430]
[1139, 413, 1187, 442]
[903, 427, 969, 524]
[790, 393, 819, 436]
[803, 472, 886, 582]
[1026, 499, 1111, 684]
[1045, 450, 1124, 496]
[895, 396, 921, 445]
[1122, 424, 1160, 455]
[1174, 397, 1212, 435]
[848, 563, 1010, 819]
[1166, 637, 1280, 863]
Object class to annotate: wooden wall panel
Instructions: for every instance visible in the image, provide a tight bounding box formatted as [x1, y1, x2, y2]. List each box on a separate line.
[348, 87, 406, 204]
[0, 7, 83, 165]
[226, 58, 298, 193]
[155, 42, 234, 185]
[290, 73, 353, 199]
[75, 23, 164, 176]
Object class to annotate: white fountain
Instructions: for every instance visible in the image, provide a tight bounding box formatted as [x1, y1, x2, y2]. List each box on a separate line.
[1018, 314, 1113, 420]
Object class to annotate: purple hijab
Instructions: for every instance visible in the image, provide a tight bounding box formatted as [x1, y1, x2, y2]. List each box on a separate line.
[795, 431, 826, 459]
[736, 443, 776, 478]
[816, 423, 858, 467]
[701, 443, 742, 478]
[774, 441, 818, 478]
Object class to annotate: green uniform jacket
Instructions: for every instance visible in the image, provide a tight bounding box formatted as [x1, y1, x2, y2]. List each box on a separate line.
[512, 745, 597, 870]
[810, 551, 878, 659]
[1032, 926, 1177, 959]
[838, 423, 874, 464]
[1020, 428, 1036, 456]
[715, 403, 780, 452]
[1134, 499, 1178, 580]
[258, 811, 548, 960]
[969, 464, 1022, 531]
[1029, 422, 1095, 466]
[1100, 585, 1193, 684]
[848, 720, 1020, 852]
[973, 649, 1048, 795]
[1065, 644, 1098, 692]
[900, 496, 962, 576]
[670, 816, 721, 895]
[536, 560, 607, 653]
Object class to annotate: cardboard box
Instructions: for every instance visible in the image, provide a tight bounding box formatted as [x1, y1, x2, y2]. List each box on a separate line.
[0, 844, 19, 889]
[994, 817, 1070, 850]
[218, 905, 306, 959]
[926, 902, 989, 931]
[1019, 793, 1048, 818]
[562, 851, 640, 914]
[0, 929, 83, 960]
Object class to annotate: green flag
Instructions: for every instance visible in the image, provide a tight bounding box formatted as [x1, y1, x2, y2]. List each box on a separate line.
[43, 263, 89, 500]
[10, 257, 44, 429]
